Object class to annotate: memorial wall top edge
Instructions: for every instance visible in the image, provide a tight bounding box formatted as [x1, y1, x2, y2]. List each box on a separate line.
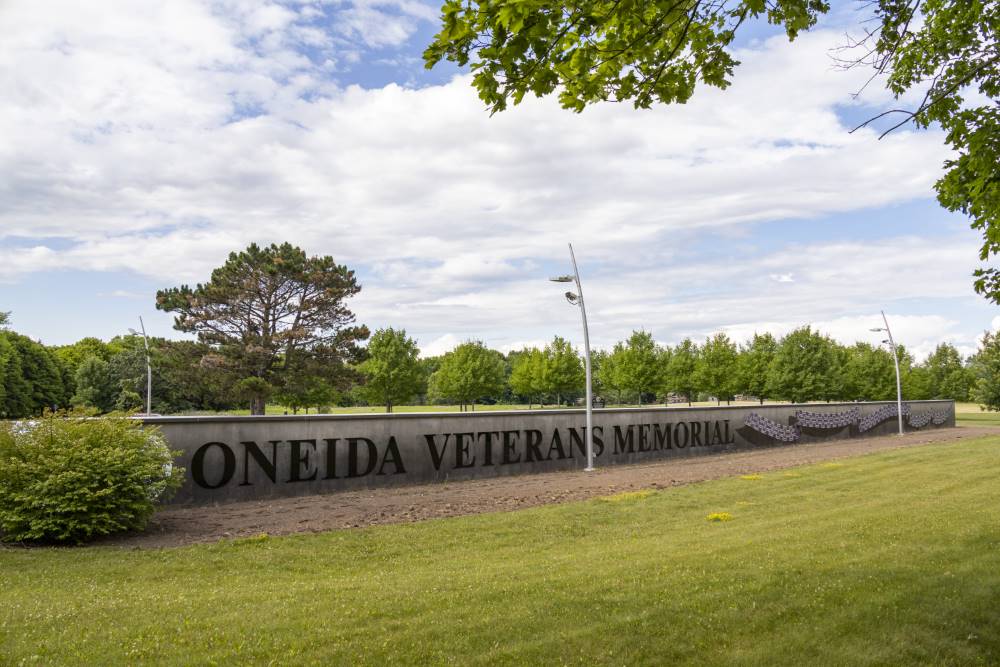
[140, 399, 955, 425]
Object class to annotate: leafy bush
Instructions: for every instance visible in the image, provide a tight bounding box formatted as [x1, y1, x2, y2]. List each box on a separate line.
[0, 413, 183, 543]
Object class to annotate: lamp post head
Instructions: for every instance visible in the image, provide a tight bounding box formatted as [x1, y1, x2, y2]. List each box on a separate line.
[565, 292, 579, 304]
[869, 327, 884, 332]
[549, 275, 574, 283]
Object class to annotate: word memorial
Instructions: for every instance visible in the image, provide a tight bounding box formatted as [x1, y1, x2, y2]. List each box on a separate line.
[145, 401, 954, 505]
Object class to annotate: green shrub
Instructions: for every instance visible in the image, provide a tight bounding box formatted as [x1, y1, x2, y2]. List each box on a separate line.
[0, 413, 183, 543]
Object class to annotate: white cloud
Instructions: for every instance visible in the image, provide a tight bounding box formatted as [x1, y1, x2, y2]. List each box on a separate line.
[418, 333, 460, 358]
[331, 0, 438, 47]
[0, 2, 986, 354]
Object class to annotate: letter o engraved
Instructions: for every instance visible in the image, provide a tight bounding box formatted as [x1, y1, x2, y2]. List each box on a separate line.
[191, 442, 236, 489]
[674, 422, 690, 448]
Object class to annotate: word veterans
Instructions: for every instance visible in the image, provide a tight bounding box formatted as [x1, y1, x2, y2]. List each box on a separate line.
[189, 420, 735, 490]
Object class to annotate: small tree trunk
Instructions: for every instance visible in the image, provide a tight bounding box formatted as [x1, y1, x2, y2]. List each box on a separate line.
[250, 396, 266, 416]
[472, 401, 476, 412]
[759, 397, 764, 405]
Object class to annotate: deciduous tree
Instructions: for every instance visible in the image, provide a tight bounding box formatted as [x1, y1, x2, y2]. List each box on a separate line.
[1, 331, 66, 416]
[618, 330, 664, 406]
[541, 336, 584, 405]
[71, 356, 116, 412]
[694, 333, 738, 405]
[509, 347, 546, 408]
[841, 342, 895, 401]
[358, 328, 423, 413]
[665, 338, 699, 405]
[972, 331, 1000, 411]
[925, 343, 975, 401]
[597, 343, 628, 405]
[766, 326, 835, 403]
[428, 341, 506, 410]
[735, 333, 777, 404]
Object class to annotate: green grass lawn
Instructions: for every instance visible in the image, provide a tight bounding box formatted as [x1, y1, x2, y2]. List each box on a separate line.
[4, 437, 1000, 665]
[955, 401, 1000, 426]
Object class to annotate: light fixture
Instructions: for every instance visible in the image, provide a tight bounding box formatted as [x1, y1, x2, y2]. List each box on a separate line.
[871, 311, 904, 436]
[550, 245, 595, 472]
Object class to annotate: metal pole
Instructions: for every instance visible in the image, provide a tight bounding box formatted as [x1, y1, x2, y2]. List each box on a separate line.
[568, 243, 595, 471]
[882, 310, 904, 436]
[139, 316, 151, 416]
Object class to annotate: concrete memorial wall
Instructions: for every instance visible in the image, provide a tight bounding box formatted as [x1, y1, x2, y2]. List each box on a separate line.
[146, 400, 956, 505]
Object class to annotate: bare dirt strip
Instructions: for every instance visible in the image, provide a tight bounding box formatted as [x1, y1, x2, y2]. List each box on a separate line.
[105, 425, 1000, 549]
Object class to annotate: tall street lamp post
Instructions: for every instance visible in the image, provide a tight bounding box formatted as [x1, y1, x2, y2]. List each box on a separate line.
[870, 310, 904, 436]
[550, 243, 595, 471]
[129, 317, 152, 416]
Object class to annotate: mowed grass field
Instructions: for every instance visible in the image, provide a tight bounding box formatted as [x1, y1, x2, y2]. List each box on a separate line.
[956, 401, 1000, 426]
[3, 436, 1000, 664]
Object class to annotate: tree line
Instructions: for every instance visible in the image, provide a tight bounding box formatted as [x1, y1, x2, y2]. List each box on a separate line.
[0, 243, 996, 418]
[1, 313, 994, 419]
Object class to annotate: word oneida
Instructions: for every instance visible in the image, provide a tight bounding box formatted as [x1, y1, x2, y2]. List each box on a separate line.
[189, 420, 736, 490]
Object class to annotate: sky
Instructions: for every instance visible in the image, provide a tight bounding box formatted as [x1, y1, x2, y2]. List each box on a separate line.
[0, 0, 997, 361]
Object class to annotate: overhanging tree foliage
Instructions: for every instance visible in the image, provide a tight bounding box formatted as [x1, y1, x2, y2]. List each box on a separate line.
[156, 243, 369, 415]
[424, 0, 828, 113]
[840, 1, 1000, 302]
